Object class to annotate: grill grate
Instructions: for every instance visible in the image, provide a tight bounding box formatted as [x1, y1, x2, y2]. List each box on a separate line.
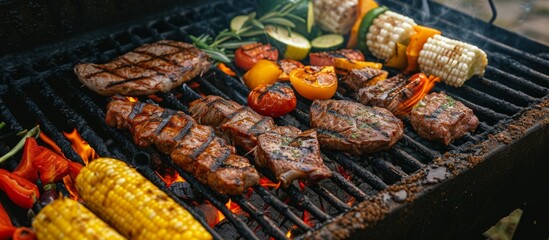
[0, 0, 548, 239]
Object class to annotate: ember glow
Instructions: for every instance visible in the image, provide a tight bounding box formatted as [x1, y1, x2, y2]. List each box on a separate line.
[62, 175, 80, 200]
[155, 167, 186, 187]
[259, 177, 281, 189]
[126, 96, 139, 102]
[216, 199, 243, 223]
[64, 129, 99, 165]
[394, 73, 441, 116]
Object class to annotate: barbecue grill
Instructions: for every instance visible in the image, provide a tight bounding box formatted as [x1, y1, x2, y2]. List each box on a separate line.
[0, 0, 547, 239]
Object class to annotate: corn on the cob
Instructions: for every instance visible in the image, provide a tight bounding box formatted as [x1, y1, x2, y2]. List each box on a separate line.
[314, 0, 358, 34]
[32, 198, 126, 240]
[75, 158, 212, 240]
[366, 10, 417, 60]
[417, 34, 488, 87]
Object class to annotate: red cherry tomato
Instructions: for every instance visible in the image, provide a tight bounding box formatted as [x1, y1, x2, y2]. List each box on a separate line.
[234, 43, 279, 70]
[248, 82, 297, 118]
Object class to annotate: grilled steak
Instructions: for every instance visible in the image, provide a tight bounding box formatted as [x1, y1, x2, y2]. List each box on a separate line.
[188, 95, 299, 152]
[341, 67, 388, 92]
[75, 40, 211, 96]
[410, 92, 479, 145]
[310, 100, 404, 155]
[255, 130, 331, 187]
[105, 97, 259, 195]
[189, 95, 331, 185]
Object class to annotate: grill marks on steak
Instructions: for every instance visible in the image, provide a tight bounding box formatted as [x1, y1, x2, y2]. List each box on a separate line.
[75, 40, 211, 96]
[410, 92, 479, 145]
[310, 100, 404, 155]
[105, 98, 259, 195]
[342, 68, 418, 113]
[189, 95, 332, 186]
[256, 130, 331, 187]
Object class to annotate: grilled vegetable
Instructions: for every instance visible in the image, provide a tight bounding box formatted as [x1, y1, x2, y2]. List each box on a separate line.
[384, 42, 408, 69]
[265, 25, 311, 61]
[347, 0, 379, 48]
[289, 66, 337, 100]
[33, 147, 70, 184]
[366, 10, 417, 60]
[1, 202, 35, 240]
[75, 158, 211, 240]
[0, 125, 40, 164]
[417, 34, 488, 87]
[243, 59, 283, 89]
[32, 198, 125, 240]
[309, 49, 365, 67]
[334, 58, 382, 74]
[311, 34, 345, 51]
[278, 59, 304, 81]
[234, 43, 279, 70]
[12, 138, 42, 182]
[256, 0, 317, 38]
[0, 169, 39, 209]
[356, 6, 387, 52]
[313, 0, 358, 34]
[404, 25, 441, 73]
[248, 82, 297, 117]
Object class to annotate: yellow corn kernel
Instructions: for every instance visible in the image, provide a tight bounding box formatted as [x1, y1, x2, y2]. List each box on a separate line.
[32, 198, 126, 240]
[75, 157, 212, 240]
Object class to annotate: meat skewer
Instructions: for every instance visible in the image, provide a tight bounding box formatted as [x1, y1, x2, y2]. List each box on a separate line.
[105, 97, 259, 195]
[310, 99, 404, 155]
[75, 40, 211, 96]
[189, 95, 332, 187]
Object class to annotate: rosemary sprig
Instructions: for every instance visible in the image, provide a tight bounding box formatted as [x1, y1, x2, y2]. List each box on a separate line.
[191, 2, 305, 64]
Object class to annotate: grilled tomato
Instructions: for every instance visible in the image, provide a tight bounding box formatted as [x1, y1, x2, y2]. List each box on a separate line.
[289, 66, 337, 100]
[234, 43, 279, 70]
[248, 82, 297, 118]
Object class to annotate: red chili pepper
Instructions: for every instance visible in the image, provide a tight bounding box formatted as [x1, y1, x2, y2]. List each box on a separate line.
[32, 148, 70, 184]
[0, 169, 39, 209]
[0, 203, 16, 240]
[12, 138, 44, 182]
[12, 227, 36, 240]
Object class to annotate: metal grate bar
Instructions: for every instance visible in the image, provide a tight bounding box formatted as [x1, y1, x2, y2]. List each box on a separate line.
[0, 96, 24, 133]
[441, 84, 522, 115]
[285, 186, 330, 222]
[15, 88, 85, 165]
[388, 147, 425, 171]
[232, 195, 289, 240]
[486, 66, 548, 97]
[307, 185, 351, 212]
[400, 134, 441, 159]
[477, 77, 537, 105]
[329, 172, 368, 201]
[253, 186, 312, 231]
[435, 87, 508, 122]
[369, 157, 407, 183]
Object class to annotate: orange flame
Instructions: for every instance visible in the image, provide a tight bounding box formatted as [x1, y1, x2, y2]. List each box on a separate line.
[259, 177, 281, 189]
[217, 63, 237, 77]
[394, 73, 441, 117]
[39, 132, 63, 156]
[62, 175, 80, 200]
[286, 229, 292, 238]
[216, 199, 242, 224]
[63, 129, 99, 165]
[126, 97, 139, 102]
[155, 169, 186, 187]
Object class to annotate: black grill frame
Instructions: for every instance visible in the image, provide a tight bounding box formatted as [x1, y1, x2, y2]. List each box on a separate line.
[0, 0, 548, 239]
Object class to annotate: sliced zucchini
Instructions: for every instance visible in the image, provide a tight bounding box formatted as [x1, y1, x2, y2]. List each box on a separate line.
[265, 25, 311, 61]
[311, 34, 344, 51]
[230, 15, 249, 32]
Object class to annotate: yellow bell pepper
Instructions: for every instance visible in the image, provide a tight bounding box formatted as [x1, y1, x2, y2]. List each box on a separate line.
[346, 0, 379, 49]
[405, 25, 441, 73]
[289, 66, 338, 100]
[385, 42, 408, 70]
[243, 60, 283, 90]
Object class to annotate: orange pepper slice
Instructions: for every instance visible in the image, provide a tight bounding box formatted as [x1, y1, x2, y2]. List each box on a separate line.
[243, 59, 283, 90]
[347, 0, 379, 49]
[289, 66, 338, 100]
[405, 25, 441, 73]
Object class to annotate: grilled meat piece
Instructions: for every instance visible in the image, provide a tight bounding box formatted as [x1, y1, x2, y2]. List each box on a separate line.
[105, 98, 259, 195]
[341, 67, 389, 92]
[189, 95, 299, 152]
[256, 130, 331, 187]
[355, 73, 421, 112]
[309, 49, 365, 67]
[189, 95, 332, 185]
[310, 100, 404, 155]
[410, 92, 479, 145]
[75, 40, 211, 96]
